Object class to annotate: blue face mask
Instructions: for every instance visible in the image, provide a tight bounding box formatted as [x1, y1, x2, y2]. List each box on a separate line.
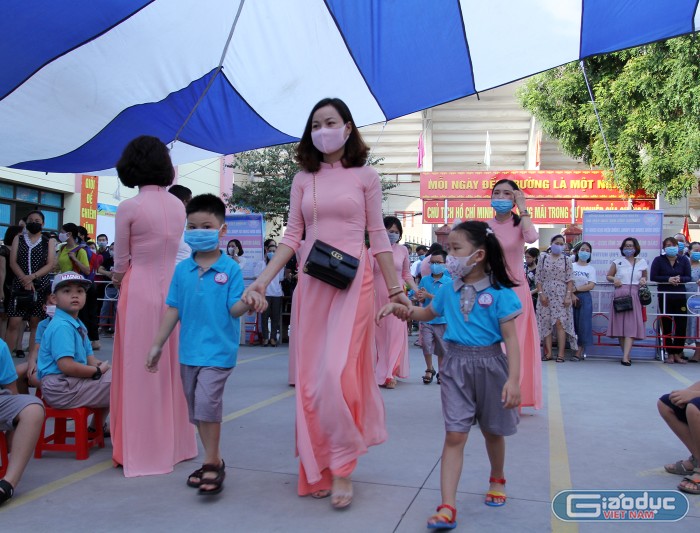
[491, 198, 514, 215]
[550, 243, 564, 255]
[266, 252, 274, 260]
[691, 251, 700, 261]
[665, 246, 679, 257]
[430, 263, 446, 275]
[623, 248, 635, 257]
[678, 242, 685, 253]
[578, 251, 591, 262]
[184, 227, 221, 252]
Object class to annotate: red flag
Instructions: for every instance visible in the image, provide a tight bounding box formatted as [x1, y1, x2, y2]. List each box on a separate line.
[683, 216, 691, 243]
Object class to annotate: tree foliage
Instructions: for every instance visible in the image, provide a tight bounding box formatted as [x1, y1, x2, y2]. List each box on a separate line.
[517, 35, 700, 202]
[225, 143, 396, 236]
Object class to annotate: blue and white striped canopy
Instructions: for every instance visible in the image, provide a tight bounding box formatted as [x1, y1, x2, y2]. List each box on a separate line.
[2, 0, 699, 173]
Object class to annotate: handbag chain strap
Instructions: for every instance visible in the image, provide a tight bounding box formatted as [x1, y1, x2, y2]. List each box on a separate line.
[312, 173, 364, 260]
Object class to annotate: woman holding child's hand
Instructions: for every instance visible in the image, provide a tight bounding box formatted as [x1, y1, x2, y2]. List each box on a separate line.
[244, 98, 410, 510]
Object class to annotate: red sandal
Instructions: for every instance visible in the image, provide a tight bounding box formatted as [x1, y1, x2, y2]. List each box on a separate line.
[427, 503, 457, 529]
[485, 477, 507, 507]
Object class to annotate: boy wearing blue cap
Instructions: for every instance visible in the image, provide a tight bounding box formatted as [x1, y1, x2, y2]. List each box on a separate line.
[147, 194, 263, 496]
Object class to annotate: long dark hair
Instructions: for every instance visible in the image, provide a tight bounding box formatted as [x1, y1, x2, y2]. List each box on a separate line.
[492, 178, 522, 227]
[452, 220, 516, 289]
[295, 98, 369, 173]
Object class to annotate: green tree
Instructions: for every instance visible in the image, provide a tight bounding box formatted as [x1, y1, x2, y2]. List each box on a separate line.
[517, 35, 700, 202]
[225, 143, 396, 236]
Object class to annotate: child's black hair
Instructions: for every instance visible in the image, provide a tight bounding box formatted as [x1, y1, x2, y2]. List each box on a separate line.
[451, 220, 516, 289]
[430, 250, 448, 261]
[186, 193, 226, 224]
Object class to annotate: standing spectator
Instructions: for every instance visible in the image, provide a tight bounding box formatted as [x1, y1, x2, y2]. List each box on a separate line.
[651, 237, 691, 364]
[686, 242, 700, 363]
[605, 237, 648, 366]
[5, 212, 55, 359]
[0, 226, 24, 343]
[110, 135, 197, 477]
[489, 179, 542, 408]
[420, 242, 445, 279]
[674, 232, 689, 256]
[226, 239, 246, 269]
[243, 98, 411, 507]
[97, 243, 116, 336]
[410, 245, 428, 279]
[373, 216, 418, 388]
[255, 242, 284, 347]
[168, 184, 193, 265]
[524, 247, 539, 309]
[76, 226, 101, 350]
[536, 235, 577, 363]
[571, 242, 596, 361]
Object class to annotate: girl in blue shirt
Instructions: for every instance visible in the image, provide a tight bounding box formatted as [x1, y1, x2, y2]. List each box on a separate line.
[378, 220, 521, 530]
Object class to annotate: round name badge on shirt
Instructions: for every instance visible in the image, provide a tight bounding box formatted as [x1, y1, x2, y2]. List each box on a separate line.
[477, 293, 493, 307]
[214, 272, 228, 285]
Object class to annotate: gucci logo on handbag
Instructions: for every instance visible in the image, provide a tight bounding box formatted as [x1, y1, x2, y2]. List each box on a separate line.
[330, 251, 343, 261]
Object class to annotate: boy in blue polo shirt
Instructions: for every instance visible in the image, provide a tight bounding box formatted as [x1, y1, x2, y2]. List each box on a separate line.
[37, 272, 111, 411]
[416, 250, 451, 385]
[147, 194, 263, 497]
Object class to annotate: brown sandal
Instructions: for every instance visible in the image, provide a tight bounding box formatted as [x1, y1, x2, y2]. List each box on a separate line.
[198, 460, 226, 495]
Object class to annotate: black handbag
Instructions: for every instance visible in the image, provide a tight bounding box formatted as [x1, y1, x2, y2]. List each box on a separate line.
[302, 173, 361, 290]
[12, 287, 38, 312]
[638, 284, 652, 306]
[612, 259, 635, 312]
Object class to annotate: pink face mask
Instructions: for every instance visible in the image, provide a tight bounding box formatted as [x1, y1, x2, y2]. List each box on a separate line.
[311, 125, 349, 154]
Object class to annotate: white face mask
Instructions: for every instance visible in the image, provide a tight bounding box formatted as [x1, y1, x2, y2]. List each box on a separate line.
[388, 232, 400, 245]
[446, 251, 479, 279]
[45, 305, 56, 318]
[58, 232, 68, 243]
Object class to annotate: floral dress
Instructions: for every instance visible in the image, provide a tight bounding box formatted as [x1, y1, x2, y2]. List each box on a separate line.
[535, 252, 578, 349]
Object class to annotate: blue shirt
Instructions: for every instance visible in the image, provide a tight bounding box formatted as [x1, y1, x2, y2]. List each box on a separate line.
[35, 317, 51, 344]
[0, 340, 17, 386]
[430, 276, 522, 346]
[167, 252, 243, 368]
[37, 308, 92, 379]
[418, 273, 451, 325]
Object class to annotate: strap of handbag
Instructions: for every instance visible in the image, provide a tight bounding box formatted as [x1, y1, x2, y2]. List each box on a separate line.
[628, 259, 635, 297]
[312, 173, 364, 260]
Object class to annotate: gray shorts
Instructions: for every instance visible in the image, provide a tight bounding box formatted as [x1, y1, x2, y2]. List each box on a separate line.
[0, 389, 44, 431]
[180, 365, 233, 424]
[41, 369, 112, 409]
[421, 323, 447, 358]
[440, 343, 519, 436]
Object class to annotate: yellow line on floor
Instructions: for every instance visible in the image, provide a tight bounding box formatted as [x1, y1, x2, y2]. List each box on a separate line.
[1, 459, 113, 512]
[547, 364, 578, 533]
[3, 389, 295, 511]
[222, 389, 294, 423]
[659, 364, 694, 387]
[237, 351, 286, 365]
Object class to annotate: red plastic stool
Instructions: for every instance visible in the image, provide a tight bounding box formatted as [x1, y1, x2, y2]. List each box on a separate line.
[34, 392, 105, 460]
[0, 432, 8, 477]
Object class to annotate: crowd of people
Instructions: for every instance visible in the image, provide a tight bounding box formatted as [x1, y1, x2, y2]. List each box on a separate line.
[1, 99, 700, 521]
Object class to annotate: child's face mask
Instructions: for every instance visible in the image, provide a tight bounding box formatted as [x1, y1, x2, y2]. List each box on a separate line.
[184, 226, 223, 252]
[45, 305, 56, 318]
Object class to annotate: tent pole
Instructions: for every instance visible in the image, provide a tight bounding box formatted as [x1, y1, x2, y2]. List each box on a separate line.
[579, 60, 615, 170]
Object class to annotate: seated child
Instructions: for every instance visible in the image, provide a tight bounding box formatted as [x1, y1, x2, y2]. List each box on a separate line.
[147, 194, 262, 496]
[37, 273, 111, 411]
[0, 338, 44, 505]
[14, 294, 57, 393]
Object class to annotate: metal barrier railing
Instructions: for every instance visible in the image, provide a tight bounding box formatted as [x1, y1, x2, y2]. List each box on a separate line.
[588, 282, 700, 361]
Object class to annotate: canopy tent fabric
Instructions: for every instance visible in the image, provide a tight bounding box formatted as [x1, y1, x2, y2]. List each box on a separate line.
[1, 0, 699, 173]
